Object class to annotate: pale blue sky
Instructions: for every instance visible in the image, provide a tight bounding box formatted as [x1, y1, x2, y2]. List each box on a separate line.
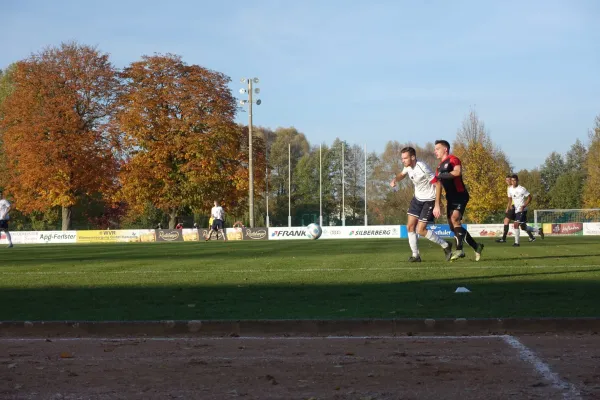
[1, 0, 599, 170]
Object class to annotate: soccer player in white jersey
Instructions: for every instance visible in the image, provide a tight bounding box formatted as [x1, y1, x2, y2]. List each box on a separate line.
[206, 200, 227, 241]
[0, 191, 14, 248]
[507, 174, 544, 246]
[496, 174, 516, 243]
[390, 147, 452, 262]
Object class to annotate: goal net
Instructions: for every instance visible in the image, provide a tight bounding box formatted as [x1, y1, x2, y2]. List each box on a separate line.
[534, 209, 600, 235]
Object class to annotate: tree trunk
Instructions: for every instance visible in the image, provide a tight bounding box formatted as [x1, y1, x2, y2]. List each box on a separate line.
[168, 210, 177, 229]
[61, 206, 72, 231]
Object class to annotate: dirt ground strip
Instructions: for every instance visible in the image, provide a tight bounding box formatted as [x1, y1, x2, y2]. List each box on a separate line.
[1, 335, 598, 400]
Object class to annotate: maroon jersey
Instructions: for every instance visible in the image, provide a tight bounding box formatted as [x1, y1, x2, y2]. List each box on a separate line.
[431, 155, 469, 200]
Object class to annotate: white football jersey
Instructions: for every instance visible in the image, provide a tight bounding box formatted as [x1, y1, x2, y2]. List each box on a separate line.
[0, 199, 10, 220]
[508, 185, 530, 211]
[211, 206, 225, 220]
[402, 161, 436, 201]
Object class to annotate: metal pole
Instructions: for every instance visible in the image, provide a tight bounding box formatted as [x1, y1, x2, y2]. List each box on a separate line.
[342, 142, 345, 227]
[319, 143, 323, 226]
[266, 150, 269, 228]
[248, 79, 254, 228]
[288, 143, 291, 227]
[364, 143, 367, 226]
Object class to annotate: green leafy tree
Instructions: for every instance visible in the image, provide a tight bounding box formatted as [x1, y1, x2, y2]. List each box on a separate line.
[540, 152, 565, 193]
[517, 168, 548, 214]
[582, 116, 600, 208]
[266, 127, 309, 226]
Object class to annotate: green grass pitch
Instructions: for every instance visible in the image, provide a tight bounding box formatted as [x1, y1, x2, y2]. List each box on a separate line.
[1, 237, 599, 320]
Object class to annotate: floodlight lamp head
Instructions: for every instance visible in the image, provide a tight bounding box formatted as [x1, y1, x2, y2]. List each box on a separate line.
[253, 77, 260, 84]
[239, 100, 246, 105]
[254, 88, 260, 94]
[256, 99, 262, 105]
[239, 88, 247, 94]
[240, 78, 247, 83]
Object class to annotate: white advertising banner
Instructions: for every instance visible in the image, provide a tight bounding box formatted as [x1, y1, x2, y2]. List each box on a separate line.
[321, 225, 401, 239]
[0, 231, 39, 244]
[320, 226, 345, 239]
[583, 223, 600, 236]
[343, 225, 401, 239]
[38, 231, 78, 244]
[467, 224, 510, 238]
[268, 227, 311, 240]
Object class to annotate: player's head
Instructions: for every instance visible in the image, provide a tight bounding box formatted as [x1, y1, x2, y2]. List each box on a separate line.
[434, 140, 450, 160]
[400, 147, 417, 167]
[510, 174, 519, 187]
[505, 174, 512, 185]
[214, 200, 219, 206]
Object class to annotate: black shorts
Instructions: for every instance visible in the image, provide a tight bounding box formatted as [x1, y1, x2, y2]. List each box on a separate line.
[0, 220, 8, 230]
[505, 206, 516, 220]
[407, 198, 434, 223]
[446, 198, 468, 221]
[515, 211, 528, 224]
[211, 219, 224, 230]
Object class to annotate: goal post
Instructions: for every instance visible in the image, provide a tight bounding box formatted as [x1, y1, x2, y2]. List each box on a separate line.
[534, 208, 600, 228]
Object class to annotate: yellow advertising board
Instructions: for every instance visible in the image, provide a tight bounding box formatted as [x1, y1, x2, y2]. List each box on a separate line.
[76, 230, 156, 243]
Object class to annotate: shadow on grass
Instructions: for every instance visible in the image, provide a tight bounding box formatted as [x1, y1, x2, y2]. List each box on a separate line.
[1, 276, 599, 321]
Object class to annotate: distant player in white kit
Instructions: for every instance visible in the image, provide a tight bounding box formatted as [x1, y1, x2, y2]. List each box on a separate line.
[206, 200, 227, 241]
[0, 191, 14, 248]
[507, 174, 544, 246]
[390, 147, 453, 262]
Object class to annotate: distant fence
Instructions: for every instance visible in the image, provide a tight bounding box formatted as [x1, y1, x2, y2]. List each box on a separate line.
[0, 222, 597, 244]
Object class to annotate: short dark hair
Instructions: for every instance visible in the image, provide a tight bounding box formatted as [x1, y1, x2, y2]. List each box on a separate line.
[435, 140, 450, 152]
[400, 146, 416, 157]
[511, 174, 519, 181]
[506, 174, 512, 178]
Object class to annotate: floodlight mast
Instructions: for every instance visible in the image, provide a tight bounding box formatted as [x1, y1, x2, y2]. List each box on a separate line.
[240, 78, 261, 228]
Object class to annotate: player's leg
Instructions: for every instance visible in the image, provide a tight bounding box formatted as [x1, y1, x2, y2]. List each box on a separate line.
[512, 219, 521, 246]
[0, 221, 12, 248]
[415, 201, 452, 261]
[517, 211, 535, 240]
[497, 207, 514, 242]
[517, 211, 537, 241]
[221, 222, 228, 241]
[406, 198, 423, 261]
[449, 201, 483, 261]
[406, 214, 420, 262]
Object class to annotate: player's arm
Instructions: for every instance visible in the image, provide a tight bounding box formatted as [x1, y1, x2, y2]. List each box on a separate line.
[433, 181, 442, 218]
[505, 196, 512, 212]
[390, 170, 407, 188]
[521, 194, 532, 211]
[437, 163, 462, 180]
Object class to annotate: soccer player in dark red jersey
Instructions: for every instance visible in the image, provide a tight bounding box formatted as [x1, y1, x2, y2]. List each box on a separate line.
[431, 140, 484, 261]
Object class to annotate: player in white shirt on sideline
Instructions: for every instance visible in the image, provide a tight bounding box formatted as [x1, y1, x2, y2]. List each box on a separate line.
[0, 191, 14, 248]
[390, 147, 453, 262]
[206, 200, 227, 241]
[507, 174, 544, 247]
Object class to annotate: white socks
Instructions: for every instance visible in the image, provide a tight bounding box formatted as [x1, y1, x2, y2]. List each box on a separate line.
[514, 227, 520, 244]
[409, 230, 449, 257]
[408, 231, 419, 257]
[426, 229, 448, 248]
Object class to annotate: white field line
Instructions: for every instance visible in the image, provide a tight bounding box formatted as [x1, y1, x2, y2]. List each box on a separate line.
[502, 335, 582, 400]
[0, 335, 502, 342]
[1, 265, 599, 275]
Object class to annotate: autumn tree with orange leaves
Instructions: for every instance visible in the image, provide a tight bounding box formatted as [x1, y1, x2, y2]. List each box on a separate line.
[0, 42, 119, 230]
[114, 54, 262, 228]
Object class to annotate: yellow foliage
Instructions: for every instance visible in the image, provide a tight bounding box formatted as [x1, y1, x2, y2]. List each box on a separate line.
[583, 126, 600, 208]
